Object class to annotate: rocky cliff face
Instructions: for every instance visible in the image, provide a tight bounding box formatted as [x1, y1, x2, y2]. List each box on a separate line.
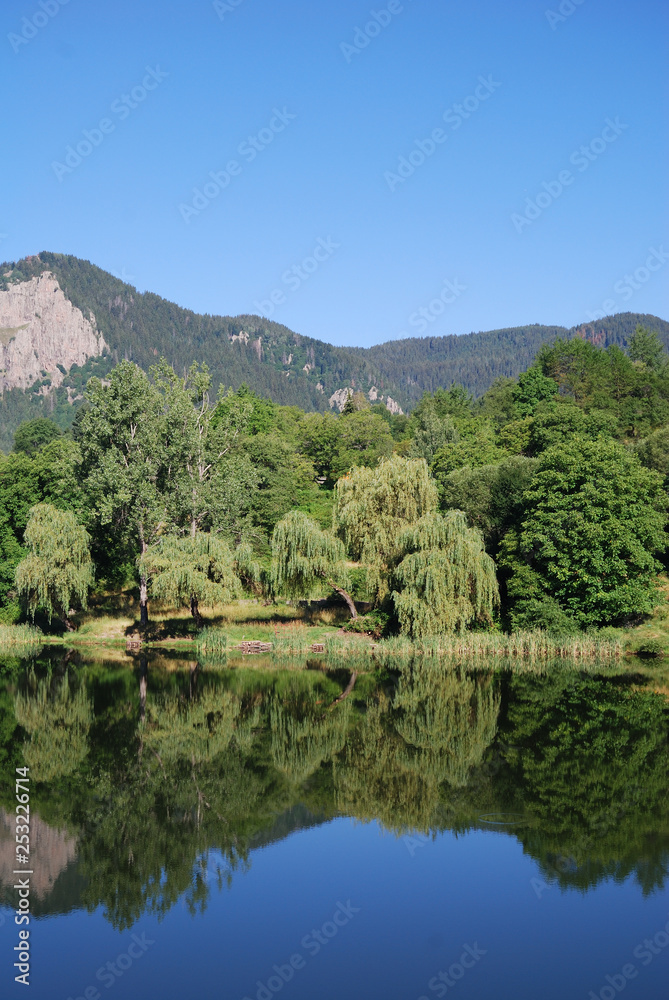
[0, 807, 78, 900]
[0, 272, 106, 391]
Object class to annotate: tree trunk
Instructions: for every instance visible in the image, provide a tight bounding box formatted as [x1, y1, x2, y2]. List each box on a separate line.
[190, 595, 204, 629]
[139, 655, 148, 724]
[330, 584, 358, 619]
[139, 539, 149, 627]
[189, 661, 199, 700]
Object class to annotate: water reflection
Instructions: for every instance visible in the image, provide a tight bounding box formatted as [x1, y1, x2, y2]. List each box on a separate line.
[0, 648, 667, 930]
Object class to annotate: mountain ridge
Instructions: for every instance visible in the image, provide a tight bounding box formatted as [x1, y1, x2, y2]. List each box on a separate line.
[1, 251, 668, 451]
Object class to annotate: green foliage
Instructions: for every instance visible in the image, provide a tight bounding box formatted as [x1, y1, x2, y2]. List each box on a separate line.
[391, 511, 499, 637]
[536, 336, 669, 437]
[333, 456, 439, 601]
[512, 366, 558, 417]
[438, 456, 538, 552]
[140, 533, 242, 618]
[15, 504, 94, 623]
[431, 418, 507, 477]
[0, 438, 83, 610]
[269, 510, 349, 601]
[342, 610, 390, 638]
[12, 417, 62, 456]
[501, 438, 668, 628]
[409, 407, 458, 465]
[635, 425, 669, 481]
[15, 671, 93, 782]
[628, 324, 667, 372]
[528, 399, 618, 454]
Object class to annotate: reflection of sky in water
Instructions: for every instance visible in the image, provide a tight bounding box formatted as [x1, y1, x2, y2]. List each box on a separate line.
[1, 652, 668, 999]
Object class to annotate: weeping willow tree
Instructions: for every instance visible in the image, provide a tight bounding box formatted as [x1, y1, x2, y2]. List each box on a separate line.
[392, 510, 499, 637]
[333, 456, 439, 602]
[15, 504, 94, 629]
[139, 532, 242, 626]
[143, 686, 243, 767]
[269, 510, 357, 617]
[333, 696, 439, 831]
[393, 665, 500, 788]
[270, 696, 351, 784]
[14, 671, 93, 782]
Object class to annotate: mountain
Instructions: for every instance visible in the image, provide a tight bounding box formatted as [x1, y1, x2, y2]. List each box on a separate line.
[1, 251, 668, 451]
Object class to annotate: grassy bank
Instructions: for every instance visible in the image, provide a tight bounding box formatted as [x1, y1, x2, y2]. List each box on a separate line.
[2, 589, 668, 670]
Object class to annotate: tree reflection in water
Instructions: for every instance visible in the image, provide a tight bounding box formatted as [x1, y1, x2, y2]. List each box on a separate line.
[1, 650, 667, 927]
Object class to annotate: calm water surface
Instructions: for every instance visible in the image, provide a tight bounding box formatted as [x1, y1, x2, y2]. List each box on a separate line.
[1, 648, 668, 1000]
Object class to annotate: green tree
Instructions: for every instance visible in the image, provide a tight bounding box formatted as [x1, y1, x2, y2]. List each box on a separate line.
[15, 504, 94, 628]
[299, 412, 341, 484]
[77, 361, 165, 625]
[409, 408, 458, 465]
[439, 456, 538, 553]
[431, 418, 507, 478]
[501, 438, 668, 627]
[15, 671, 93, 782]
[335, 409, 394, 476]
[333, 456, 439, 603]
[12, 418, 62, 456]
[269, 510, 357, 617]
[391, 511, 499, 637]
[635, 425, 669, 483]
[140, 532, 242, 626]
[155, 362, 253, 537]
[512, 367, 558, 417]
[628, 325, 667, 372]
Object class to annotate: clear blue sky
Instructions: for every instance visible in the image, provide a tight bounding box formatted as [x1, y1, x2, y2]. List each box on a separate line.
[1, 0, 667, 347]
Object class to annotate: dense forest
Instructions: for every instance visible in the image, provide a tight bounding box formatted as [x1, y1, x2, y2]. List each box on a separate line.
[1, 252, 667, 451]
[2, 323, 669, 641]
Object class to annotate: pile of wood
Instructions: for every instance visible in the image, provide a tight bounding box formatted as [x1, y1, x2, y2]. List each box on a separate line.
[238, 640, 273, 654]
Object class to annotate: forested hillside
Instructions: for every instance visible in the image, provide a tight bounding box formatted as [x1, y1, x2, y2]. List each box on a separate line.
[3, 325, 669, 643]
[0, 252, 667, 452]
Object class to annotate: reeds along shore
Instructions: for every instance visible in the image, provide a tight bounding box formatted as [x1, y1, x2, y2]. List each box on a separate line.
[196, 626, 623, 663]
[0, 623, 44, 646]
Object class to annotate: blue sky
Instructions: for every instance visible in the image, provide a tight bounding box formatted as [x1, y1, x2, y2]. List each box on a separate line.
[1, 0, 667, 347]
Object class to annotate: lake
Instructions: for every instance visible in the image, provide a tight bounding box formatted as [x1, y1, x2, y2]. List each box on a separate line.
[1, 648, 668, 1000]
